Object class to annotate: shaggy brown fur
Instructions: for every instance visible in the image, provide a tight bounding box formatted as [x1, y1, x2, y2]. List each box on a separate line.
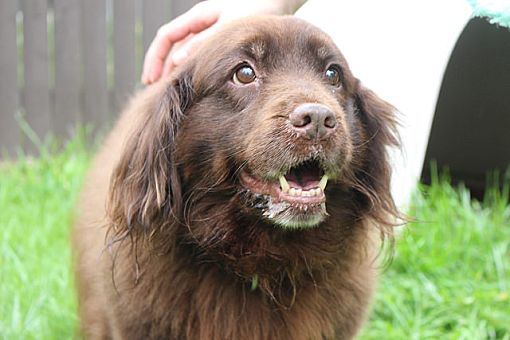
[73, 16, 399, 339]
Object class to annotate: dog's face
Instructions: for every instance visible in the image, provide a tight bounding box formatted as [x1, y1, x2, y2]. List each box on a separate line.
[182, 18, 355, 228]
[109, 16, 398, 260]
[173, 16, 397, 229]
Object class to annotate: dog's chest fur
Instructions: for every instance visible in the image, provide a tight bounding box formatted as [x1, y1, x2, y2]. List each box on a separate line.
[106, 237, 375, 340]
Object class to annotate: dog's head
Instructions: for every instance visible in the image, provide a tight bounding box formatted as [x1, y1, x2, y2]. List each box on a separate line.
[108, 16, 399, 265]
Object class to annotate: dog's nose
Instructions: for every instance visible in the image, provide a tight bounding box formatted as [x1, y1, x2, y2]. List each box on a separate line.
[289, 103, 337, 140]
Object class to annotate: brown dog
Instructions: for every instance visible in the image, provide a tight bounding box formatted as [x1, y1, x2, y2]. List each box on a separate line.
[73, 15, 399, 339]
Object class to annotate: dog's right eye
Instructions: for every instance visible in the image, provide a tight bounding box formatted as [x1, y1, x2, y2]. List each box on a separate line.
[325, 65, 341, 87]
[233, 65, 256, 85]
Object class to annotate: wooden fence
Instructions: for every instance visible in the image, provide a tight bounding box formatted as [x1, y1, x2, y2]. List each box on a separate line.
[0, 0, 198, 156]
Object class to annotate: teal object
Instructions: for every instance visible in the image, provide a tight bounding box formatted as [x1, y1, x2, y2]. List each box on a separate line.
[469, 0, 510, 28]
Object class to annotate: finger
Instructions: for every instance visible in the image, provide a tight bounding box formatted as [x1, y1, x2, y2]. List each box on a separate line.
[160, 36, 193, 79]
[141, 2, 220, 84]
[142, 2, 217, 83]
[161, 27, 218, 78]
[169, 27, 218, 70]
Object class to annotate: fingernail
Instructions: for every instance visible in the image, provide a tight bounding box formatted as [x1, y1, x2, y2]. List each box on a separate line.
[149, 70, 158, 84]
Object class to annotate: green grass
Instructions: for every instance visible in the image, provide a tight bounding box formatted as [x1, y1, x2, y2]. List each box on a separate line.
[0, 136, 91, 339]
[362, 174, 510, 339]
[1, 138, 509, 339]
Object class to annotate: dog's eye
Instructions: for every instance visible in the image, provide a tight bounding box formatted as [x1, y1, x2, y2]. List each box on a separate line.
[233, 65, 256, 84]
[325, 66, 341, 86]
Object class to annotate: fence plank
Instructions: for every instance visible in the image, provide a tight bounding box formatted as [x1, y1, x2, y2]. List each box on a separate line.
[113, 0, 136, 113]
[54, 0, 81, 138]
[82, 0, 108, 129]
[142, 0, 171, 55]
[22, 0, 51, 152]
[171, 0, 199, 19]
[2, 0, 199, 158]
[0, 0, 19, 156]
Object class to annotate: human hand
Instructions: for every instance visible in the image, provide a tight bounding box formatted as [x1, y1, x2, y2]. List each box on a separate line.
[141, 0, 305, 84]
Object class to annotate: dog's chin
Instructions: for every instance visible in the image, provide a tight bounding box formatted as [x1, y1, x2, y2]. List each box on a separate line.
[239, 160, 331, 229]
[262, 197, 328, 229]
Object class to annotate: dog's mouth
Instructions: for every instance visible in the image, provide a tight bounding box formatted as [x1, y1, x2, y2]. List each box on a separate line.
[240, 159, 330, 228]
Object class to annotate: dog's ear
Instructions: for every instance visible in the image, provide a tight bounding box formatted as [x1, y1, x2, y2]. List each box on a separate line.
[107, 69, 194, 244]
[353, 84, 401, 234]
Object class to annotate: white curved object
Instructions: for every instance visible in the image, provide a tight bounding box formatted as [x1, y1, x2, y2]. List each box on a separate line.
[296, 0, 473, 209]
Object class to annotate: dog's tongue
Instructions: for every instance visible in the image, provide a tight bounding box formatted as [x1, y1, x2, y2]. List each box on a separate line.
[285, 161, 323, 190]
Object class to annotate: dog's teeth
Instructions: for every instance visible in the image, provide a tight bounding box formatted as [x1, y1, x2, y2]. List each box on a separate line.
[319, 175, 329, 191]
[279, 176, 290, 193]
[285, 186, 324, 198]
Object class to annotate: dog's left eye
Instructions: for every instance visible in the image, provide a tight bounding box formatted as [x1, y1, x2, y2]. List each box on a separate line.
[325, 66, 341, 86]
[233, 65, 256, 85]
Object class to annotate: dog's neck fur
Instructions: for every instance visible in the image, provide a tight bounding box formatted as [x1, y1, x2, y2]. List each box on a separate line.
[107, 215, 374, 339]
[107, 199, 377, 339]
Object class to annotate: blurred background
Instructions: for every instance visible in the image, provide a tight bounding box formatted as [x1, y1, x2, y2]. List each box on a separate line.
[0, 0, 199, 157]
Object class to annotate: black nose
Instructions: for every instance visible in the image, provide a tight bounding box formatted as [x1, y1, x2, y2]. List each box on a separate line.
[289, 103, 337, 140]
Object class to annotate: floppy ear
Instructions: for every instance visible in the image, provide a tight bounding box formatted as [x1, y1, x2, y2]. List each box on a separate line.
[353, 83, 401, 233]
[107, 70, 194, 244]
